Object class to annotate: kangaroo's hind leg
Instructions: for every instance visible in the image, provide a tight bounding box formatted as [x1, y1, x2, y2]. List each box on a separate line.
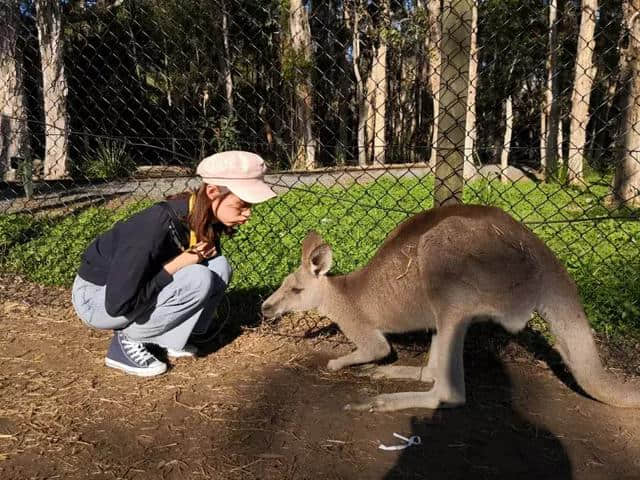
[346, 315, 470, 412]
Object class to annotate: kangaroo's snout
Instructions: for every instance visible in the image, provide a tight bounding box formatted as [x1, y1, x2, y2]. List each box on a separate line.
[261, 300, 276, 318]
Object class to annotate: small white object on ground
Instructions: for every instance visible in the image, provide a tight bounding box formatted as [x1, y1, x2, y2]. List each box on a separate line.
[378, 432, 422, 451]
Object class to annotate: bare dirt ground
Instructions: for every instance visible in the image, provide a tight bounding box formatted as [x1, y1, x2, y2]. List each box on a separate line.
[1, 274, 640, 480]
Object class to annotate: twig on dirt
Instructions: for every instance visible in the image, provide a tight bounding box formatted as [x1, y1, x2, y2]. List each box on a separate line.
[153, 443, 178, 449]
[257, 453, 285, 460]
[586, 457, 605, 467]
[173, 389, 234, 423]
[263, 341, 287, 355]
[123, 467, 146, 477]
[73, 438, 94, 447]
[163, 459, 189, 468]
[0, 356, 40, 363]
[98, 397, 125, 405]
[227, 458, 262, 474]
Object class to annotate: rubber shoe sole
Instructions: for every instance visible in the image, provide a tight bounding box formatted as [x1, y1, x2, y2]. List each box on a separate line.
[165, 344, 198, 358]
[105, 357, 167, 377]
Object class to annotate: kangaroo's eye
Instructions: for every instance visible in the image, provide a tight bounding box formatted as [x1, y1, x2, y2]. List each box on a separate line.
[291, 287, 303, 294]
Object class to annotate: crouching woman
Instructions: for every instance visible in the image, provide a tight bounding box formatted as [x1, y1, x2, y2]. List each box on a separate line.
[71, 151, 277, 377]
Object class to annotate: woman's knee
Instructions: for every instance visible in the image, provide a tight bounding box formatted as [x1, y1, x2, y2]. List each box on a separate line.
[207, 255, 233, 287]
[178, 264, 216, 302]
[177, 258, 231, 304]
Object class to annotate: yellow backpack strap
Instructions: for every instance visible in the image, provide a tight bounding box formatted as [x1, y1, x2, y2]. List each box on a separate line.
[188, 193, 197, 248]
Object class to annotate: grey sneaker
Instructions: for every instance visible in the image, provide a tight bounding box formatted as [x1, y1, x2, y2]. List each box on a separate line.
[105, 332, 167, 377]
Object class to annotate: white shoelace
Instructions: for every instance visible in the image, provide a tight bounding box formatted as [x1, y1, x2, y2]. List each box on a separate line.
[121, 337, 156, 365]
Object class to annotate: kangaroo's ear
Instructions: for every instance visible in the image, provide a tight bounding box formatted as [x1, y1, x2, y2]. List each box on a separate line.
[308, 243, 333, 276]
[301, 230, 326, 260]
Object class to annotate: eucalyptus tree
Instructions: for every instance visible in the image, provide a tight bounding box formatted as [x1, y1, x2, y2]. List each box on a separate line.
[433, 0, 472, 207]
[36, 0, 69, 179]
[0, 1, 31, 182]
[568, 0, 598, 185]
[611, 0, 640, 206]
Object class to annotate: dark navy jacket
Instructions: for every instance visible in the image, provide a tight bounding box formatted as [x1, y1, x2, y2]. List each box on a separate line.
[78, 198, 220, 317]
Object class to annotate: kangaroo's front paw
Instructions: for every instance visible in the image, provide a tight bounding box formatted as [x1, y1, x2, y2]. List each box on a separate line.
[344, 393, 404, 412]
[344, 391, 451, 412]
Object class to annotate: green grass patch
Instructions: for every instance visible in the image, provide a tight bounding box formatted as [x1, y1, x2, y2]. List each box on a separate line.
[1, 174, 638, 336]
[2, 200, 152, 286]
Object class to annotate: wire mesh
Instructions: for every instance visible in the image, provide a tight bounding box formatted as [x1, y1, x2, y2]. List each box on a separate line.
[0, 0, 639, 327]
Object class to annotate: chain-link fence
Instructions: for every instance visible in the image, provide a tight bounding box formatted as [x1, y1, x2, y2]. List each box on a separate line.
[1, 0, 639, 330]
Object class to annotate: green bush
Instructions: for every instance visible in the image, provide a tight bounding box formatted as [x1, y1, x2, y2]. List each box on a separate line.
[0, 214, 47, 260]
[84, 140, 136, 180]
[3, 200, 150, 286]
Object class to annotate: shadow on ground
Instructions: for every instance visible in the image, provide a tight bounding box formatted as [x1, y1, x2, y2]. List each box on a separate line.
[225, 324, 577, 479]
[381, 325, 572, 480]
[195, 286, 273, 356]
[2, 281, 640, 480]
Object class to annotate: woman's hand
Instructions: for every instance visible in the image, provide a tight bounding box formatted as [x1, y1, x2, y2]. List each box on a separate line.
[163, 241, 217, 275]
[186, 241, 217, 261]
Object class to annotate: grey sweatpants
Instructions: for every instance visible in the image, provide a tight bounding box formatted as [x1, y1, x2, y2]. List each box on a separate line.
[71, 256, 232, 350]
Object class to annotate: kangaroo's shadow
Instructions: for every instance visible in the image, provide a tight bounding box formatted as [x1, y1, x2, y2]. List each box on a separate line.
[383, 323, 573, 480]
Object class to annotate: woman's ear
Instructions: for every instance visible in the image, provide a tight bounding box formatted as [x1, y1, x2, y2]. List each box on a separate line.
[204, 184, 219, 200]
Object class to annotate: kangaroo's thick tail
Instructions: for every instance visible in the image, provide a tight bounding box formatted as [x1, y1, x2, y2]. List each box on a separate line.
[540, 278, 640, 408]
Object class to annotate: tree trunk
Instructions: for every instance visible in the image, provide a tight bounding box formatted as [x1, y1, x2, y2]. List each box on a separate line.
[434, 0, 472, 207]
[501, 96, 513, 183]
[592, 74, 618, 168]
[163, 38, 172, 107]
[415, 0, 428, 163]
[543, 0, 561, 179]
[371, 0, 389, 165]
[289, 0, 316, 169]
[463, 0, 478, 179]
[0, 1, 30, 183]
[345, 1, 367, 166]
[365, 60, 376, 164]
[222, 1, 234, 115]
[568, 0, 598, 186]
[611, 0, 640, 206]
[36, 0, 70, 179]
[428, 0, 442, 170]
[400, 57, 415, 162]
[559, 116, 565, 165]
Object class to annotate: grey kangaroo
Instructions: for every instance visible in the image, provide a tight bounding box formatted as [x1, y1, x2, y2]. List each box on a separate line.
[261, 204, 640, 412]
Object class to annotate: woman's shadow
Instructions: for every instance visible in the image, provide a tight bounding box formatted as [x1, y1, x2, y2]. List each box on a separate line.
[194, 286, 272, 356]
[382, 323, 573, 480]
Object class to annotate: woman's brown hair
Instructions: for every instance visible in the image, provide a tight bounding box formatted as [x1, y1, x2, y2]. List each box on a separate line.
[166, 184, 233, 244]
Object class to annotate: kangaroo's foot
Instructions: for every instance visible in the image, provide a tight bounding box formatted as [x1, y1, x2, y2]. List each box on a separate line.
[345, 390, 465, 412]
[326, 329, 390, 371]
[355, 365, 436, 383]
[328, 351, 388, 371]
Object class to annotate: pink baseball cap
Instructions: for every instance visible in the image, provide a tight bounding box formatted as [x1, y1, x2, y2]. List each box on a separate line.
[196, 151, 277, 204]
